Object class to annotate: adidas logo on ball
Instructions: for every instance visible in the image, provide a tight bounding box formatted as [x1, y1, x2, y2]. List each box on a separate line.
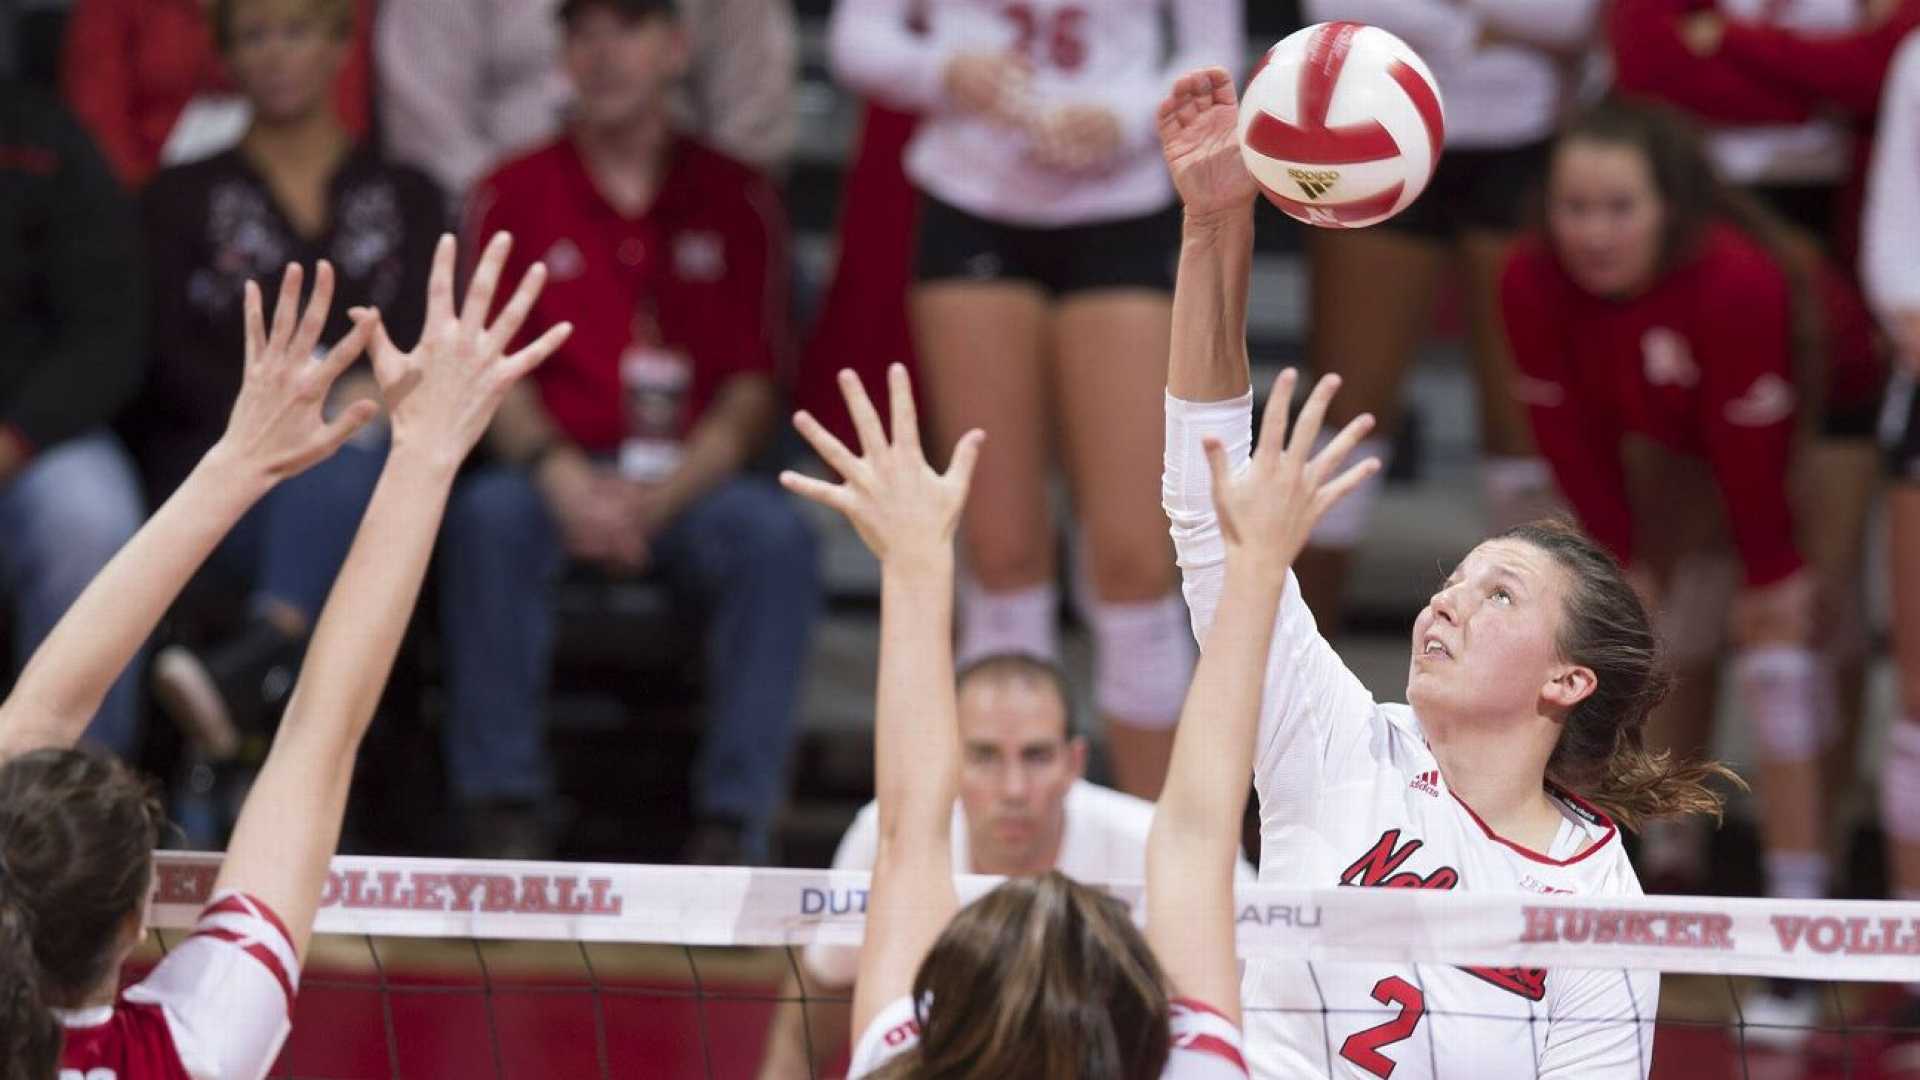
[1287, 168, 1340, 200]
[1238, 21, 1446, 229]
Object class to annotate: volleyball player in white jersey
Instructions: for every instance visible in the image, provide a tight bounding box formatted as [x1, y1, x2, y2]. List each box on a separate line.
[777, 359, 1369, 1078]
[827, 0, 1240, 798]
[1157, 69, 1747, 1077]
[1287, 1, 1602, 630]
[1861, 27, 1920, 1037]
[0, 236, 567, 1080]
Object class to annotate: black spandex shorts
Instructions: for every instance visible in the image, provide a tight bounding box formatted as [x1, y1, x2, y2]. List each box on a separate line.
[915, 195, 1178, 296]
[1376, 139, 1552, 240]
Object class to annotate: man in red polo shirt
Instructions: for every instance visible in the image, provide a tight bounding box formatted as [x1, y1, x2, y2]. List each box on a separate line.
[439, 0, 817, 863]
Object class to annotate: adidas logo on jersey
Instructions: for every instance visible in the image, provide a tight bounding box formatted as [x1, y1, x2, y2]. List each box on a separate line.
[1409, 770, 1440, 797]
[1287, 167, 1339, 200]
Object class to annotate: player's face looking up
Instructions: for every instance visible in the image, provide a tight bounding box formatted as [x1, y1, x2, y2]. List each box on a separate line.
[1407, 538, 1594, 725]
[1545, 139, 1666, 300]
[218, 0, 350, 125]
[956, 676, 1084, 876]
[562, 6, 691, 134]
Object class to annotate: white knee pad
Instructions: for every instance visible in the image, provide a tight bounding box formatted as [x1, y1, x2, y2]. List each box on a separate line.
[1880, 721, 1920, 843]
[1657, 553, 1738, 669]
[1733, 645, 1832, 763]
[1090, 592, 1197, 730]
[956, 578, 1059, 668]
[1480, 456, 1558, 533]
[1306, 433, 1390, 549]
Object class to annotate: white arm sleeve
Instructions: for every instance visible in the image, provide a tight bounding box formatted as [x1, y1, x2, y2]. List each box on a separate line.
[1538, 969, 1660, 1079]
[129, 893, 301, 1080]
[828, 0, 957, 113]
[1162, 392, 1380, 818]
[1301, 0, 1480, 64]
[1863, 33, 1920, 320]
[1085, 0, 1245, 156]
[802, 803, 879, 987]
[1467, 0, 1603, 50]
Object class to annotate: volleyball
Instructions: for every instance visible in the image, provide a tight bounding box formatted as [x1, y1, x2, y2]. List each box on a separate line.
[1237, 21, 1446, 229]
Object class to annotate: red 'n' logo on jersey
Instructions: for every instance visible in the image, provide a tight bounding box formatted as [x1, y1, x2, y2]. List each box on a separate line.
[1340, 829, 1459, 890]
[1339, 830, 1548, 1001]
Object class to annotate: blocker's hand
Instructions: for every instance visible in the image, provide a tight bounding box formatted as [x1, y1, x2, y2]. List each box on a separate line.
[1159, 67, 1257, 220]
[1204, 369, 1379, 580]
[781, 365, 983, 567]
[215, 260, 382, 482]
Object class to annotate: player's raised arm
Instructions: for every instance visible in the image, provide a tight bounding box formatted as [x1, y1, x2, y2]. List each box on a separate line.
[0, 262, 380, 760]
[779, 365, 984, 1044]
[213, 233, 572, 961]
[1160, 67, 1258, 406]
[1148, 368, 1379, 1021]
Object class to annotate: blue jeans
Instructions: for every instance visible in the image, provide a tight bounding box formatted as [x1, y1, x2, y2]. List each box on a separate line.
[438, 469, 821, 855]
[0, 431, 146, 755]
[211, 435, 388, 623]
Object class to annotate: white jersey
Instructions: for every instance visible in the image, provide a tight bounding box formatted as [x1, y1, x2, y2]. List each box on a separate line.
[1302, 0, 1603, 149]
[828, 0, 1242, 227]
[849, 993, 1250, 1078]
[1863, 30, 1920, 319]
[1163, 393, 1659, 1080]
[1706, 0, 1861, 185]
[803, 779, 1254, 985]
[55, 892, 299, 1080]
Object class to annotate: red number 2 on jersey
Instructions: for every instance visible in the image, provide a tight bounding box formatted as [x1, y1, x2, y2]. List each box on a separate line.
[1338, 976, 1426, 1077]
[1003, 4, 1089, 72]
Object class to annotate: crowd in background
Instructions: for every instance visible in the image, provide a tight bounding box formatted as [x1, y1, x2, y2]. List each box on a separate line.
[5, 0, 1920, 1001]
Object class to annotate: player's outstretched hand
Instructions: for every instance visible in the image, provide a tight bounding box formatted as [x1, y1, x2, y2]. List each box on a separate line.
[781, 364, 984, 566]
[1159, 66, 1257, 220]
[363, 232, 573, 465]
[214, 260, 382, 482]
[1204, 369, 1379, 578]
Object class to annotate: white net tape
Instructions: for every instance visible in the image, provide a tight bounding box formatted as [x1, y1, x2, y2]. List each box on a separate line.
[151, 852, 1920, 982]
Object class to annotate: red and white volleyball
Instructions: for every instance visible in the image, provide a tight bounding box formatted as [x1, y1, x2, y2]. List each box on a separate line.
[1237, 22, 1446, 229]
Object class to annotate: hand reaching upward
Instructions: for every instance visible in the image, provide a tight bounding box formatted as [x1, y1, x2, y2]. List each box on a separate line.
[363, 232, 573, 466]
[780, 365, 984, 567]
[1159, 67, 1258, 220]
[1204, 369, 1380, 579]
[215, 260, 382, 482]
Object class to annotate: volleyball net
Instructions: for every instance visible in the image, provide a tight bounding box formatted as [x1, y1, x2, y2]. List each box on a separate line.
[138, 851, 1920, 1078]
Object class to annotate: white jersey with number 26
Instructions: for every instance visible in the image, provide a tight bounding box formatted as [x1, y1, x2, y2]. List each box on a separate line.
[1163, 392, 1659, 1080]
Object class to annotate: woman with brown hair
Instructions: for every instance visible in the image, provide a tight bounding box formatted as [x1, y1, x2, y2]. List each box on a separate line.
[1501, 97, 1883, 1033]
[1158, 68, 1739, 1075]
[777, 352, 1370, 1076]
[0, 234, 568, 1080]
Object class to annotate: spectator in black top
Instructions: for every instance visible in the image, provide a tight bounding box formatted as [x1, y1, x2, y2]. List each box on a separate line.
[125, 0, 443, 772]
[0, 83, 148, 759]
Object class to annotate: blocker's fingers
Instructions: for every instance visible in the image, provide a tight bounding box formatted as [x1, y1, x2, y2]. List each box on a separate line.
[1286, 373, 1343, 465]
[1255, 368, 1298, 464]
[794, 410, 862, 482]
[1307, 413, 1376, 485]
[316, 310, 380, 384]
[488, 262, 548, 349]
[424, 233, 457, 325]
[884, 363, 920, 452]
[779, 470, 852, 513]
[839, 369, 888, 458]
[461, 231, 513, 331]
[1315, 457, 1383, 515]
[243, 279, 266, 362]
[292, 260, 336, 359]
[944, 429, 986, 495]
[268, 262, 304, 350]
